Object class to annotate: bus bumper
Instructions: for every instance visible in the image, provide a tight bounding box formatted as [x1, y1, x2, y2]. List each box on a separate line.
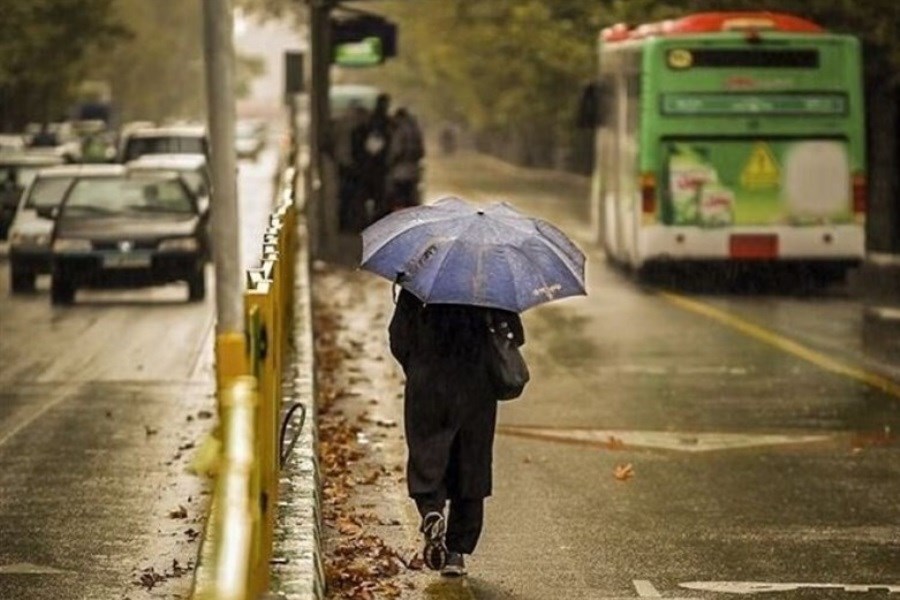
[638, 225, 865, 265]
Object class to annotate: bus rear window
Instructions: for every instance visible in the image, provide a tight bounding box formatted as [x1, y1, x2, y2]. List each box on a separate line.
[672, 49, 819, 69]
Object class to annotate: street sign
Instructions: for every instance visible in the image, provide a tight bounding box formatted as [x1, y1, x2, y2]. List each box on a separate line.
[330, 12, 397, 65]
[334, 37, 383, 68]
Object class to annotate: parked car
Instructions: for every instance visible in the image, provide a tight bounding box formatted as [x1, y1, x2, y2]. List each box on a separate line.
[0, 153, 65, 240]
[8, 164, 124, 292]
[50, 171, 209, 304]
[117, 125, 209, 163]
[235, 119, 267, 160]
[25, 122, 83, 163]
[0, 134, 26, 154]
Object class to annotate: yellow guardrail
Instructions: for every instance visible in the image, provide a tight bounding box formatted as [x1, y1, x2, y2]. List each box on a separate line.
[192, 164, 300, 599]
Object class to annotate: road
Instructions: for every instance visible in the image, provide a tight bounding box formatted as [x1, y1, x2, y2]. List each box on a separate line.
[315, 150, 900, 600]
[0, 144, 279, 600]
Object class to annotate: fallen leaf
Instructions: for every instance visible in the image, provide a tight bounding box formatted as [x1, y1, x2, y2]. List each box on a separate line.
[603, 436, 626, 450]
[614, 463, 634, 481]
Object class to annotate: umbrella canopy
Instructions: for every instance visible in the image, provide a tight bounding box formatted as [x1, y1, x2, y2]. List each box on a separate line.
[360, 196, 586, 312]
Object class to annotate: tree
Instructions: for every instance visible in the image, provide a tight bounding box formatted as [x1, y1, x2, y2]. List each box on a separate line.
[85, 0, 207, 123]
[0, 0, 125, 130]
[368, 0, 900, 250]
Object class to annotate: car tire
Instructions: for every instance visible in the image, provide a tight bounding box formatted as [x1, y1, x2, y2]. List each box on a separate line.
[187, 270, 206, 302]
[10, 264, 36, 294]
[50, 275, 75, 305]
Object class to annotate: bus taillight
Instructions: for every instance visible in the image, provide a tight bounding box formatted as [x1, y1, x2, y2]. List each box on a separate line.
[852, 172, 867, 216]
[641, 173, 656, 215]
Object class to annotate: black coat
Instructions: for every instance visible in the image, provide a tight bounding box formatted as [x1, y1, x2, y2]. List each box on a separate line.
[389, 289, 524, 500]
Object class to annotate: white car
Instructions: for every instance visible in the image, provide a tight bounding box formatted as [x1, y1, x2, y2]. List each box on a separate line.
[118, 125, 209, 163]
[235, 119, 267, 160]
[126, 154, 211, 214]
[8, 164, 125, 293]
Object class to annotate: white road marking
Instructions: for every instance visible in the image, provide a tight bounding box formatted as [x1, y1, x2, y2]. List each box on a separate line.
[0, 388, 76, 448]
[633, 579, 662, 597]
[680, 581, 900, 594]
[866, 306, 900, 321]
[499, 426, 830, 453]
[0, 563, 71, 575]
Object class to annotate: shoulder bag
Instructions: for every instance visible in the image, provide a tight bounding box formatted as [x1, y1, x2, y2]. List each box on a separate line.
[485, 316, 530, 400]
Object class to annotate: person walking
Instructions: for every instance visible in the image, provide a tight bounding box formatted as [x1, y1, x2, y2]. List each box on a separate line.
[386, 107, 425, 211]
[388, 287, 525, 577]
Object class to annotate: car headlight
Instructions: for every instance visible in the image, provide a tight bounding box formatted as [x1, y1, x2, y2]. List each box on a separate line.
[10, 231, 51, 248]
[53, 238, 92, 252]
[159, 237, 199, 252]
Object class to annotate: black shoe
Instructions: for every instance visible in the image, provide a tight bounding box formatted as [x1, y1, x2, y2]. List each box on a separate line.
[420, 511, 447, 571]
[441, 552, 466, 577]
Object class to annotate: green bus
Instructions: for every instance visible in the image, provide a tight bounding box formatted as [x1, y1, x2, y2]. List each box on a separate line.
[580, 11, 866, 276]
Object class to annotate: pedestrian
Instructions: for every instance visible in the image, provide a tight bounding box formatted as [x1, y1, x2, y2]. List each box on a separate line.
[386, 107, 425, 211]
[351, 93, 392, 224]
[438, 124, 457, 156]
[388, 286, 525, 577]
[334, 102, 370, 231]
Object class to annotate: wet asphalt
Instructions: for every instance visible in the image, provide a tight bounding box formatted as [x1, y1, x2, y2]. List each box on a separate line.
[332, 152, 900, 599]
[0, 145, 279, 600]
[0, 145, 898, 600]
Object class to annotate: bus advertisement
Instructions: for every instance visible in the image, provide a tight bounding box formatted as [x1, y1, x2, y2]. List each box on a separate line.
[579, 12, 866, 278]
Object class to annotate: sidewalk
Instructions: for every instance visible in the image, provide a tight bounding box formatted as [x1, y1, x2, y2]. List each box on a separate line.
[850, 252, 900, 359]
[272, 253, 479, 599]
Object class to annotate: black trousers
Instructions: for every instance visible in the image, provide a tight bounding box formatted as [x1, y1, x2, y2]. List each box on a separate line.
[414, 491, 485, 555]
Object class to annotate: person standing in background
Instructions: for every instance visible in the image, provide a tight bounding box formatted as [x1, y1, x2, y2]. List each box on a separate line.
[335, 102, 370, 231]
[386, 107, 425, 211]
[352, 93, 392, 224]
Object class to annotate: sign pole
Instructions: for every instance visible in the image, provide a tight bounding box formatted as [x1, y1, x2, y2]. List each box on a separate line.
[203, 0, 245, 383]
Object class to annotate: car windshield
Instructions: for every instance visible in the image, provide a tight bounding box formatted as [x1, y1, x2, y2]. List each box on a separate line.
[0, 165, 43, 189]
[124, 136, 206, 161]
[24, 176, 74, 208]
[131, 167, 206, 197]
[63, 176, 194, 217]
[236, 122, 259, 138]
[179, 171, 205, 196]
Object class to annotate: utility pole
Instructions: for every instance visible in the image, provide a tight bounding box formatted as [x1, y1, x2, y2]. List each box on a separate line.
[308, 0, 332, 260]
[203, 0, 245, 383]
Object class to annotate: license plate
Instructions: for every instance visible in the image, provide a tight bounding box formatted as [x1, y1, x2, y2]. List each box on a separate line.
[729, 234, 778, 259]
[102, 252, 151, 268]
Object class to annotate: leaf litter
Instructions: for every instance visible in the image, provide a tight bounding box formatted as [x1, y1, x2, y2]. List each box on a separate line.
[314, 279, 421, 599]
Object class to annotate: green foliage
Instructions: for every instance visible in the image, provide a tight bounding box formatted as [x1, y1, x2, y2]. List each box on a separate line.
[234, 0, 305, 25]
[357, 0, 900, 167]
[0, 0, 125, 128]
[86, 0, 206, 123]
[236, 54, 267, 100]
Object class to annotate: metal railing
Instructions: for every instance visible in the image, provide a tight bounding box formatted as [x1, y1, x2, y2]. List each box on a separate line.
[192, 163, 301, 599]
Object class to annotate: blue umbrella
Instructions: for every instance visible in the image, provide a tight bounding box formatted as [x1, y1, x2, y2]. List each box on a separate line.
[360, 196, 586, 312]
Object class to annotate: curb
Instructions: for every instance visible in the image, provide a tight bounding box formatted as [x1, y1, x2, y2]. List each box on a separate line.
[271, 218, 325, 599]
[848, 253, 900, 306]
